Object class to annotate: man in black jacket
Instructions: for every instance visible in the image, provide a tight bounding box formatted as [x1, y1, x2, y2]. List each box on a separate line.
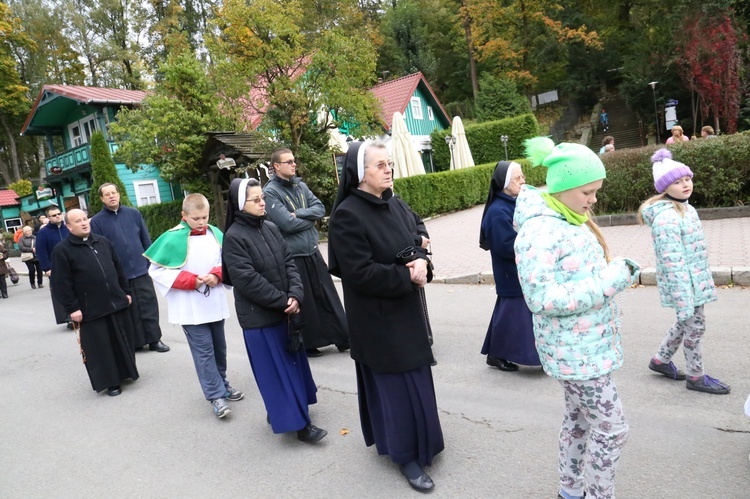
[52, 209, 139, 396]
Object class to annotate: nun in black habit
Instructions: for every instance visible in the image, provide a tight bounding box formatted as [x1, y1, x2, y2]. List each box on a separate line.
[328, 141, 444, 493]
[479, 161, 540, 371]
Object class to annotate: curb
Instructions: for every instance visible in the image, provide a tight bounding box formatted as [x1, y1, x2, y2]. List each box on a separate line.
[592, 205, 750, 227]
[432, 267, 750, 287]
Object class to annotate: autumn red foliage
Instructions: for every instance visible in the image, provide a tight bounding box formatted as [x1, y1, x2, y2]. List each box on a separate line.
[677, 13, 745, 134]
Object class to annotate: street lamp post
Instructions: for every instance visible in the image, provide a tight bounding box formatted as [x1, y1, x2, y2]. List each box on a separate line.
[648, 81, 660, 144]
[444, 135, 456, 169]
[500, 135, 509, 161]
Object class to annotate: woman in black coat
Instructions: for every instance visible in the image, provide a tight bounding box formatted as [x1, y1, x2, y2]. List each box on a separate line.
[479, 161, 540, 371]
[222, 178, 326, 443]
[328, 141, 443, 492]
[18, 226, 44, 289]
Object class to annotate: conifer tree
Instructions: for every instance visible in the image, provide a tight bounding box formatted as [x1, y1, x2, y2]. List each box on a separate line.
[88, 131, 131, 214]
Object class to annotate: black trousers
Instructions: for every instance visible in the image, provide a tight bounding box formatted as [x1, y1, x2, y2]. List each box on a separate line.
[128, 274, 163, 347]
[24, 260, 43, 285]
[0, 274, 6, 295]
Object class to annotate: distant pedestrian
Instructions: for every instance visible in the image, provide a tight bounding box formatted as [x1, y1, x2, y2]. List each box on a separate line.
[666, 125, 689, 144]
[0, 240, 9, 299]
[515, 137, 640, 499]
[638, 149, 730, 395]
[599, 136, 615, 156]
[33, 214, 48, 236]
[701, 126, 716, 138]
[36, 205, 71, 327]
[51, 209, 139, 396]
[91, 183, 169, 353]
[146, 194, 243, 419]
[599, 108, 609, 131]
[18, 226, 43, 289]
[263, 148, 350, 357]
[479, 161, 540, 372]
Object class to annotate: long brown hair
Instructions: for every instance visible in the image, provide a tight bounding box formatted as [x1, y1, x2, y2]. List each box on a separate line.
[637, 193, 686, 225]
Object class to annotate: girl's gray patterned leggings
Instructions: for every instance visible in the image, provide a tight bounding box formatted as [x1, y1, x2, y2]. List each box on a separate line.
[559, 374, 628, 499]
[655, 305, 705, 377]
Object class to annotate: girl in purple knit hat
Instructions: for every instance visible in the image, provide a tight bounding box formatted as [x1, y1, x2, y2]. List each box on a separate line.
[638, 148, 730, 395]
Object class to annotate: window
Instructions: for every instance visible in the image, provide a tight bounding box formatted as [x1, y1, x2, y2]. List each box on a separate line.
[427, 106, 434, 121]
[134, 180, 161, 206]
[410, 97, 423, 120]
[4, 218, 22, 233]
[67, 114, 98, 147]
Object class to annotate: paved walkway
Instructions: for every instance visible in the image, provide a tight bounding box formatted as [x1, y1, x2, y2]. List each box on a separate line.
[319, 204, 750, 284]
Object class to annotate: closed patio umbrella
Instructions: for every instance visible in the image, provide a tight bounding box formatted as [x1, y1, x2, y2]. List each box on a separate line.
[390, 112, 426, 179]
[450, 116, 475, 170]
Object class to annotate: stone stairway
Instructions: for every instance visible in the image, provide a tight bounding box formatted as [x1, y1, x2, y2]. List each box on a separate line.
[591, 96, 645, 152]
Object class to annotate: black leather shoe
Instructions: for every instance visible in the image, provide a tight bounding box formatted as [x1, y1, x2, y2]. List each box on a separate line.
[296, 424, 328, 443]
[149, 341, 170, 352]
[486, 356, 519, 372]
[406, 472, 434, 492]
[336, 341, 350, 353]
[107, 386, 122, 397]
[305, 348, 323, 358]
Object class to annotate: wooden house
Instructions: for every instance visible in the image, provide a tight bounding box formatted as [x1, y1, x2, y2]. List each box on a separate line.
[20, 85, 180, 216]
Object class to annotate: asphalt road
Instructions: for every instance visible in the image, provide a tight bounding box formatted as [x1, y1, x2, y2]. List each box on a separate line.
[1, 283, 749, 498]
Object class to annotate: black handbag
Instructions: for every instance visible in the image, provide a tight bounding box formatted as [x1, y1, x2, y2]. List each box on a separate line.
[7, 263, 19, 284]
[287, 313, 304, 354]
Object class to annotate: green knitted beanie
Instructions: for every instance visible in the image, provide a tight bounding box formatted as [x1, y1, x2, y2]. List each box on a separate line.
[524, 137, 606, 194]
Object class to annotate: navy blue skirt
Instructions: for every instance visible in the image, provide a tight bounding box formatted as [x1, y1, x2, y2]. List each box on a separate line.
[242, 320, 318, 434]
[356, 362, 444, 467]
[481, 295, 541, 366]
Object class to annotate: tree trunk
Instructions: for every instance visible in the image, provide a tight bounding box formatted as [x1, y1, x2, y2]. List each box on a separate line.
[459, 0, 478, 102]
[1, 116, 22, 181]
[0, 157, 12, 185]
[37, 138, 47, 180]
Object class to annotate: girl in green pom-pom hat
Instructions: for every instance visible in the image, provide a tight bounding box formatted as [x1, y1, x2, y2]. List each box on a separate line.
[513, 137, 641, 499]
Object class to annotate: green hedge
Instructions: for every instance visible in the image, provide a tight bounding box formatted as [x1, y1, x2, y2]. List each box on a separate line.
[597, 132, 750, 214]
[394, 158, 542, 218]
[430, 114, 540, 172]
[138, 199, 221, 240]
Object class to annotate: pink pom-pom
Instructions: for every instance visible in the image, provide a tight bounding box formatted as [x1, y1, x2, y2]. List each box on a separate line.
[651, 148, 672, 163]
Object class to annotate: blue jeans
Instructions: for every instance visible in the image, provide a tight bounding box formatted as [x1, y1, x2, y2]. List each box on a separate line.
[183, 321, 229, 401]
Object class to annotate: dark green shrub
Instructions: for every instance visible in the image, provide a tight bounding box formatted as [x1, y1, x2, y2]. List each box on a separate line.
[138, 200, 220, 240]
[393, 158, 543, 219]
[597, 133, 750, 214]
[430, 114, 539, 172]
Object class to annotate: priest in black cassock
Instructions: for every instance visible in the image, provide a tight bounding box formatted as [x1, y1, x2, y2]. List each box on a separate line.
[51, 209, 139, 397]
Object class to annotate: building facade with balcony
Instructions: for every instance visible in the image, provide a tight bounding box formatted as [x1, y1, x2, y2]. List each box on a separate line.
[20, 85, 180, 217]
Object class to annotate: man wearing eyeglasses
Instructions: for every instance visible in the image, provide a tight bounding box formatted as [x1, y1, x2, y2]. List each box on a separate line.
[36, 205, 72, 327]
[90, 183, 169, 353]
[263, 148, 350, 357]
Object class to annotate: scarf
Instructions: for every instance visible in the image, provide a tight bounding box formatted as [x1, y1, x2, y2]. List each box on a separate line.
[542, 192, 588, 226]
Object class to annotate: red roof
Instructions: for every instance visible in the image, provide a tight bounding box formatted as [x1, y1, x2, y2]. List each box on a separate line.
[369, 72, 450, 131]
[21, 85, 148, 135]
[0, 190, 20, 207]
[40, 85, 146, 106]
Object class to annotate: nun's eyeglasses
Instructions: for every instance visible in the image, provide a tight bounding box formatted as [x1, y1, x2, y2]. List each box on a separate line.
[245, 195, 266, 204]
[368, 161, 394, 170]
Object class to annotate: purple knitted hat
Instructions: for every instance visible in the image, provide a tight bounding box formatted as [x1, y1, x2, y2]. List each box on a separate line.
[651, 149, 693, 193]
